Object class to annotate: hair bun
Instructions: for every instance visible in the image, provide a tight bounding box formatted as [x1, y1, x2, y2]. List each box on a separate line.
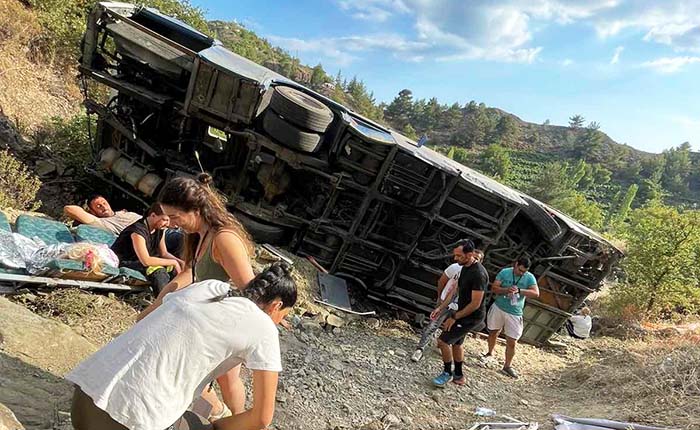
[271, 261, 292, 276]
[197, 173, 213, 186]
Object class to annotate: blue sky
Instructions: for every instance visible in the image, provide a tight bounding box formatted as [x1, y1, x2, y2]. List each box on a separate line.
[192, 0, 700, 154]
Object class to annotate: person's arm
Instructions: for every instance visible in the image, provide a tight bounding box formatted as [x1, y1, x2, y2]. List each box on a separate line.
[430, 285, 458, 319]
[135, 267, 193, 321]
[131, 234, 181, 270]
[63, 205, 97, 225]
[453, 289, 485, 320]
[435, 273, 449, 303]
[519, 276, 540, 299]
[214, 370, 279, 430]
[490, 270, 517, 295]
[158, 233, 185, 271]
[212, 231, 255, 289]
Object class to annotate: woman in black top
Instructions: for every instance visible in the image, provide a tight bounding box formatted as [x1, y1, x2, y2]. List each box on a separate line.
[111, 203, 183, 294]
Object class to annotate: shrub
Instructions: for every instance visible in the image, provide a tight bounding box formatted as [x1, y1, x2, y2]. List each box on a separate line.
[0, 150, 42, 210]
[33, 112, 94, 171]
[28, 0, 208, 67]
[607, 204, 700, 319]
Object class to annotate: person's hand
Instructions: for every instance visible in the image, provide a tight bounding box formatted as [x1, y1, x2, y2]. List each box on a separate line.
[171, 260, 183, 275]
[442, 318, 456, 332]
[430, 308, 442, 320]
[508, 286, 518, 295]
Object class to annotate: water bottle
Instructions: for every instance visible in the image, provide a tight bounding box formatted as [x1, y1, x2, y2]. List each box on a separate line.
[510, 290, 519, 306]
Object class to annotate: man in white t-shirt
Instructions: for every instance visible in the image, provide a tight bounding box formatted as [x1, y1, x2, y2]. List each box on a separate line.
[566, 307, 592, 339]
[66, 262, 296, 430]
[64, 195, 141, 235]
[410, 240, 478, 362]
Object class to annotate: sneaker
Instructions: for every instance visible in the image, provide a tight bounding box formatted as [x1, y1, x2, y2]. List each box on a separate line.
[432, 371, 452, 387]
[452, 375, 466, 385]
[411, 349, 423, 362]
[501, 366, 519, 379]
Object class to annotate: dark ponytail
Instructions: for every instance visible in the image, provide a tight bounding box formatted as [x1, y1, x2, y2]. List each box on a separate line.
[212, 262, 297, 309]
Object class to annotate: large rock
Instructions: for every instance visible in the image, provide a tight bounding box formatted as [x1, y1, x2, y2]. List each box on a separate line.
[0, 402, 24, 430]
[0, 298, 97, 429]
[0, 297, 96, 376]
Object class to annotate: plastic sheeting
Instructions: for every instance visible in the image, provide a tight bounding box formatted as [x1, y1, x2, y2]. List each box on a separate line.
[0, 231, 119, 274]
[552, 415, 678, 430]
[0, 230, 44, 269]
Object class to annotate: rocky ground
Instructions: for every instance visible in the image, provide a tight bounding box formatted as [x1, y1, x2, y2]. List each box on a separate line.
[0, 252, 697, 430]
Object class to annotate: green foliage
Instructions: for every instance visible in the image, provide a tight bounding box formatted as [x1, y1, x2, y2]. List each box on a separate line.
[33, 112, 95, 170]
[384, 89, 414, 129]
[451, 147, 474, 165]
[552, 192, 605, 230]
[0, 151, 42, 211]
[525, 159, 607, 228]
[402, 124, 418, 140]
[490, 116, 520, 147]
[527, 161, 576, 203]
[661, 142, 692, 194]
[479, 144, 511, 180]
[310, 64, 328, 90]
[609, 204, 700, 318]
[607, 183, 639, 230]
[572, 122, 605, 161]
[30, 0, 208, 66]
[568, 114, 585, 129]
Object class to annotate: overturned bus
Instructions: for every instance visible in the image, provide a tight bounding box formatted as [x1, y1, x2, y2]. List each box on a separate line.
[79, 2, 622, 344]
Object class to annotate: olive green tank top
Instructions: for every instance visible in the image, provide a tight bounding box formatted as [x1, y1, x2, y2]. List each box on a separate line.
[193, 240, 229, 283]
[192, 230, 248, 282]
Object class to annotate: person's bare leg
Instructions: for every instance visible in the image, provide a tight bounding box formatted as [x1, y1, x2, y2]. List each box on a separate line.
[452, 344, 464, 363]
[217, 365, 245, 414]
[487, 329, 500, 355]
[438, 339, 452, 363]
[504, 337, 517, 368]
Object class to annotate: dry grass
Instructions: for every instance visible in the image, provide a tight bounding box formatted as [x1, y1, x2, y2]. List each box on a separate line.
[19, 289, 138, 346]
[0, 0, 80, 133]
[557, 336, 700, 429]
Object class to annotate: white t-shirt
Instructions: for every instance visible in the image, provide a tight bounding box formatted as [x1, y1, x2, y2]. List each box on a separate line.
[569, 314, 592, 338]
[440, 263, 462, 305]
[66, 280, 282, 430]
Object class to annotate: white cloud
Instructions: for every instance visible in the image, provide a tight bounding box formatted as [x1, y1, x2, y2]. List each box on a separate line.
[590, 1, 700, 52]
[337, 0, 409, 22]
[327, 1, 700, 66]
[267, 36, 358, 66]
[267, 34, 428, 67]
[560, 58, 574, 66]
[329, 1, 627, 64]
[610, 46, 624, 64]
[641, 56, 700, 74]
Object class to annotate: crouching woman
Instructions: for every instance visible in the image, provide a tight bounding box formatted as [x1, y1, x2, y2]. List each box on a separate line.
[66, 262, 296, 430]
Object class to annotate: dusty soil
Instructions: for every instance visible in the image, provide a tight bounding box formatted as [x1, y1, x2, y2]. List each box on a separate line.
[0, 255, 697, 430]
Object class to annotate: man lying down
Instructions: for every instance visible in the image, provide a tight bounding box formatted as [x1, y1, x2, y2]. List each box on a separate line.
[65, 262, 296, 430]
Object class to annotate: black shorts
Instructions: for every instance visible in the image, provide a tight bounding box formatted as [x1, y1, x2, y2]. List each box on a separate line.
[438, 317, 484, 346]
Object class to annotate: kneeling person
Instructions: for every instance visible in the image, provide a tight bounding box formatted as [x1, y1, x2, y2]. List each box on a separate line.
[485, 257, 539, 379]
[110, 203, 183, 294]
[67, 262, 296, 430]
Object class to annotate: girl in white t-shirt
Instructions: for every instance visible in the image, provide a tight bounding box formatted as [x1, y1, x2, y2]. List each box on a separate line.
[67, 262, 297, 430]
